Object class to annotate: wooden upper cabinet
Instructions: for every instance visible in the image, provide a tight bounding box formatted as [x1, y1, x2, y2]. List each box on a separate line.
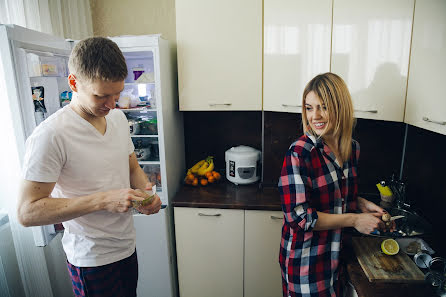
[176, 0, 262, 111]
[405, 0, 446, 135]
[331, 0, 414, 121]
[263, 0, 332, 113]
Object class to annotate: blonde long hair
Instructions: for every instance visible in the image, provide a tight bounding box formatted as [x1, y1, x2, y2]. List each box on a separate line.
[302, 72, 354, 161]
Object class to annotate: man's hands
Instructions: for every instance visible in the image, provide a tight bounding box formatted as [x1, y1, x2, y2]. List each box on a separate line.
[131, 183, 162, 215]
[101, 188, 148, 213]
[102, 183, 162, 215]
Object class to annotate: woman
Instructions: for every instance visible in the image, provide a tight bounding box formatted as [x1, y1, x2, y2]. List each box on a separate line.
[278, 73, 387, 297]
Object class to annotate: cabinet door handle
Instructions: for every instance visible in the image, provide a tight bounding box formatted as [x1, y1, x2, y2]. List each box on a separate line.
[198, 213, 221, 217]
[422, 117, 446, 126]
[209, 103, 232, 107]
[282, 104, 302, 108]
[270, 215, 282, 220]
[354, 109, 378, 113]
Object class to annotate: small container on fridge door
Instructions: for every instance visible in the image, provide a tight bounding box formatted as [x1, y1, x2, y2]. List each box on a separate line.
[132, 65, 145, 81]
[39, 56, 67, 77]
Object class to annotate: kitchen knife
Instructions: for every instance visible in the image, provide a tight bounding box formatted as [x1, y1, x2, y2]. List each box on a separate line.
[390, 215, 404, 221]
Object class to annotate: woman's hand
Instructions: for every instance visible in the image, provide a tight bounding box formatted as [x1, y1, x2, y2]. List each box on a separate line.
[358, 197, 385, 214]
[353, 212, 384, 234]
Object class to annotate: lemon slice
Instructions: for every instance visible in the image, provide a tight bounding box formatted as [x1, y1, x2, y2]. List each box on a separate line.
[381, 238, 400, 255]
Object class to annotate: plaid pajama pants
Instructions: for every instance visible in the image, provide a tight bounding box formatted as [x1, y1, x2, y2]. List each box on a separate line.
[67, 250, 138, 297]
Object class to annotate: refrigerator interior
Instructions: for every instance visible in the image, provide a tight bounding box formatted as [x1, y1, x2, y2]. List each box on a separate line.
[120, 50, 165, 199]
[121, 48, 177, 297]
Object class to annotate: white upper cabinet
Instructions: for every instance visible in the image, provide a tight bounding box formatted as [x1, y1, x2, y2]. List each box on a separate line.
[405, 0, 446, 135]
[331, 0, 414, 121]
[263, 0, 332, 113]
[176, 0, 262, 111]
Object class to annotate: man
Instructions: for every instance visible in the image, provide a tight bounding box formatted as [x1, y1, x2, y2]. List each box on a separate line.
[17, 37, 161, 297]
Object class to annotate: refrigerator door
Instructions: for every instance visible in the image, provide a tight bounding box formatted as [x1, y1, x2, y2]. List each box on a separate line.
[133, 207, 173, 297]
[112, 34, 183, 297]
[1, 25, 71, 247]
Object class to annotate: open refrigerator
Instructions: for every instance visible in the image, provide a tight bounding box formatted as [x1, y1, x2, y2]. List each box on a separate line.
[0, 24, 184, 297]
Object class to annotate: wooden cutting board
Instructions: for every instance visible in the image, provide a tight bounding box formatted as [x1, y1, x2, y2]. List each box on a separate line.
[352, 237, 425, 283]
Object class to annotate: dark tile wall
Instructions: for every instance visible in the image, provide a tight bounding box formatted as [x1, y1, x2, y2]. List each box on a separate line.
[263, 111, 303, 186]
[262, 111, 406, 194]
[402, 125, 446, 254]
[183, 111, 262, 172]
[352, 119, 406, 193]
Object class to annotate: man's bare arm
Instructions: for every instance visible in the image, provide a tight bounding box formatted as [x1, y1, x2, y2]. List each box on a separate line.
[17, 180, 147, 227]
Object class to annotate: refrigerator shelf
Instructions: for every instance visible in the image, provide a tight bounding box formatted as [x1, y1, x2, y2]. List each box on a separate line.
[131, 135, 158, 138]
[138, 161, 160, 165]
[117, 107, 156, 112]
[124, 82, 155, 86]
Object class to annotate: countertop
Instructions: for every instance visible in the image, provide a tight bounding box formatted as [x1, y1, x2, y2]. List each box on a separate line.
[172, 181, 437, 297]
[172, 180, 281, 210]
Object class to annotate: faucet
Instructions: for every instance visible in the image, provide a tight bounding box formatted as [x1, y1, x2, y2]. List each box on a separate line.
[388, 174, 410, 209]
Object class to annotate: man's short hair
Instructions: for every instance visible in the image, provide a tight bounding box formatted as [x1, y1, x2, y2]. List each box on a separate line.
[68, 37, 128, 82]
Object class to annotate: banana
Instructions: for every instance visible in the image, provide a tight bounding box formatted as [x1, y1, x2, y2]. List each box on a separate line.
[197, 157, 214, 176]
[197, 161, 209, 176]
[190, 160, 205, 174]
[203, 158, 214, 174]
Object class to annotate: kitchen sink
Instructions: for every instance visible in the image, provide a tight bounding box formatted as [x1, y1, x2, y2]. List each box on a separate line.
[357, 193, 432, 238]
[370, 207, 432, 238]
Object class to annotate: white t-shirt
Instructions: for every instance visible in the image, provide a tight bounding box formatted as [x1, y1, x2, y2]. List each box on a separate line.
[23, 105, 136, 267]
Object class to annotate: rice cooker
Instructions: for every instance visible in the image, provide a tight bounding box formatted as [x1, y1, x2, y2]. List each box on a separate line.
[225, 146, 261, 185]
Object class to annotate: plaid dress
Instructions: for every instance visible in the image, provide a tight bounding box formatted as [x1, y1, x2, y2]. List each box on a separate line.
[278, 133, 359, 297]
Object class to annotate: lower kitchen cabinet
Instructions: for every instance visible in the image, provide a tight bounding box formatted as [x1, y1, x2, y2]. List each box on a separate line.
[174, 207, 284, 297]
[244, 210, 283, 297]
[174, 207, 244, 297]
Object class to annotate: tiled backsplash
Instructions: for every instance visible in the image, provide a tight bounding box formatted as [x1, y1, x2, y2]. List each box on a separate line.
[402, 125, 446, 254]
[183, 111, 262, 172]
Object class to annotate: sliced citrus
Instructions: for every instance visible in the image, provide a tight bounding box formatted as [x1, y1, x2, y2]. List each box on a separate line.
[381, 238, 400, 255]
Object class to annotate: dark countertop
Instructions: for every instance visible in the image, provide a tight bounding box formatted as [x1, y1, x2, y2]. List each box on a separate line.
[172, 180, 281, 210]
[172, 181, 437, 296]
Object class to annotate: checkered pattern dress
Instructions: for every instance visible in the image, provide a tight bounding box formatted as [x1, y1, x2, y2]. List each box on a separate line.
[278, 133, 359, 297]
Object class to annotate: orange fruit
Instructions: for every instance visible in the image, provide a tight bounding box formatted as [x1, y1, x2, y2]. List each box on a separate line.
[192, 178, 198, 186]
[205, 172, 213, 178]
[208, 176, 216, 183]
[186, 173, 195, 181]
[185, 179, 192, 185]
[212, 171, 221, 180]
[200, 179, 208, 186]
